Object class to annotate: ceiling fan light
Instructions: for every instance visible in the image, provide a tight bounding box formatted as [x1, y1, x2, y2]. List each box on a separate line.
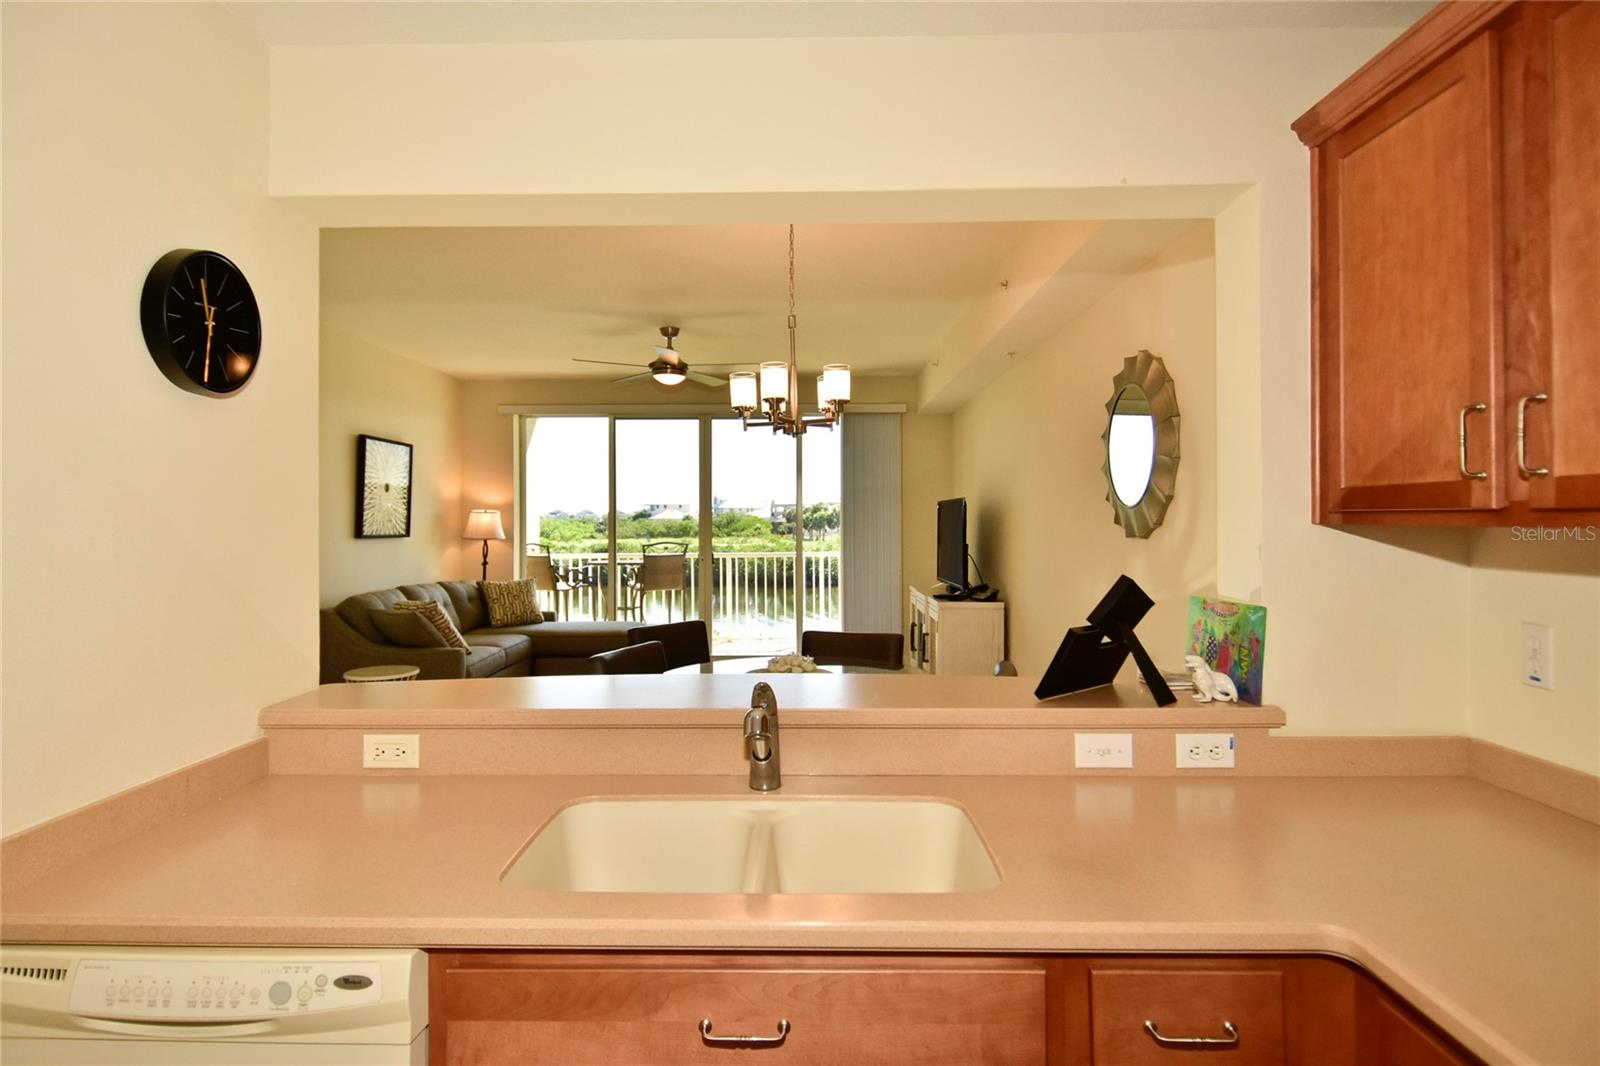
[653, 367, 687, 386]
[729, 371, 758, 410]
[759, 361, 789, 405]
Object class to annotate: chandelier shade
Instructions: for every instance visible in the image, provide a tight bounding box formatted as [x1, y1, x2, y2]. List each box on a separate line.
[730, 225, 850, 437]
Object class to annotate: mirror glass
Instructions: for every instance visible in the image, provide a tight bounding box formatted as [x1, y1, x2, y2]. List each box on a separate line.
[1107, 386, 1156, 506]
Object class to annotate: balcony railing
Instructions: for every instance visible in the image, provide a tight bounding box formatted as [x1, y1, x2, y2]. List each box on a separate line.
[527, 549, 841, 648]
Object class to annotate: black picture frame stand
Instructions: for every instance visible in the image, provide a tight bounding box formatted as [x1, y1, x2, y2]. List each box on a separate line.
[1034, 575, 1177, 707]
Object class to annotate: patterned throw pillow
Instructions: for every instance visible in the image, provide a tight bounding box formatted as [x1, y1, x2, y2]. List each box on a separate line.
[479, 579, 543, 627]
[393, 599, 469, 650]
[371, 608, 450, 648]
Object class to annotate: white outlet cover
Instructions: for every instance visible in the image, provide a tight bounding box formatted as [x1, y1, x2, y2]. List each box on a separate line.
[1074, 732, 1134, 769]
[1175, 732, 1235, 769]
[363, 733, 421, 769]
[1521, 623, 1555, 690]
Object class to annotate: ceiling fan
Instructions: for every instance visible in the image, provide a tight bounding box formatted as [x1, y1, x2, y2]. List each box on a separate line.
[572, 326, 742, 387]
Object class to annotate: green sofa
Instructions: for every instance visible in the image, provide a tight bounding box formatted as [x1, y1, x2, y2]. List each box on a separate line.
[319, 580, 634, 682]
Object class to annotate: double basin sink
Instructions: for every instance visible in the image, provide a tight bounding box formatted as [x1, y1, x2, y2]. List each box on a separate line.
[503, 798, 1000, 895]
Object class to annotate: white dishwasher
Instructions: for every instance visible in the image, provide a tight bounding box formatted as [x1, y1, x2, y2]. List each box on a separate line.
[0, 946, 426, 1065]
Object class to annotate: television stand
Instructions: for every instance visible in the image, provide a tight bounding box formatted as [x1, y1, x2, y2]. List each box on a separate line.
[932, 582, 993, 602]
[908, 585, 1005, 675]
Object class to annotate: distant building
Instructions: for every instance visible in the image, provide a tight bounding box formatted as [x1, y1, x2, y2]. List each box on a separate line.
[713, 496, 771, 517]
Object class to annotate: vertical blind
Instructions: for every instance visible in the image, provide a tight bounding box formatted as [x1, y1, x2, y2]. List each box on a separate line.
[841, 413, 902, 633]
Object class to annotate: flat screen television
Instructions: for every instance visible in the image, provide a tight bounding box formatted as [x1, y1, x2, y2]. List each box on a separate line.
[936, 497, 968, 593]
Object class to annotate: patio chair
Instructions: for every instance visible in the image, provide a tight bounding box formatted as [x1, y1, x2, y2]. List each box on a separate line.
[622, 541, 689, 622]
[525, 544, 585, 620]
[801, 630, 906, 671]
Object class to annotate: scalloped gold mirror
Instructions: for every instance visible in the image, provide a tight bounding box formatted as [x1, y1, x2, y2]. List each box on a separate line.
[1101, 350, 1180, 538]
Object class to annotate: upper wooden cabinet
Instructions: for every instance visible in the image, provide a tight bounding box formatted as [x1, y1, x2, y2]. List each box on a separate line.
[1534, 2, 1600, 509]
[1296, 0, 1600, 525]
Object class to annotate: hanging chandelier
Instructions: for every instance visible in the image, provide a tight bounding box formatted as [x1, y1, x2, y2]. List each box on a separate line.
[728, 224, 850, 436]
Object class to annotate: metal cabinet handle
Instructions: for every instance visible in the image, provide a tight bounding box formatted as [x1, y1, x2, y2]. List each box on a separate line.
[699, 1018, 790, 1048]
[1143, 1019, 1240, 1048]
[1516, 392, 1550, 478]
[1458, 402, 1489, 480]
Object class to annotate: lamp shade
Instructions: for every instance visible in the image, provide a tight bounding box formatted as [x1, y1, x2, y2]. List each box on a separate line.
[759, 362, 789, 405]
[729, 371, 758, 410]
[652, 366, 687, 386]
[822, 364, 852, 403]
[463, 509, 505, 541]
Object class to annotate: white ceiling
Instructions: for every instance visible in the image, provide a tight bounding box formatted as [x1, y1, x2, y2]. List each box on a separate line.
[228, 1, 1431, 47]
[322, 222, 1075, 379]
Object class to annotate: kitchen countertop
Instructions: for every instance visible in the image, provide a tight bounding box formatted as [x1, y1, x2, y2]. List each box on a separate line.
[260, 676, 1288, 729]
[2, 772, 1595, 1065]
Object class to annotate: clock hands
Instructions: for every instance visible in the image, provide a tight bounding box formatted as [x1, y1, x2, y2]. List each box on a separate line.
[199, 277, 217, 384]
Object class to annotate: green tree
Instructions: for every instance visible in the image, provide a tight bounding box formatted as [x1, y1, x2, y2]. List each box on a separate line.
[801, 502, 840, 540]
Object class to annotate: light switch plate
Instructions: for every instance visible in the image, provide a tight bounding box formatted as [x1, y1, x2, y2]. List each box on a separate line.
[1074, 732, 1134, 769]
[1521, 623, 1555, 689]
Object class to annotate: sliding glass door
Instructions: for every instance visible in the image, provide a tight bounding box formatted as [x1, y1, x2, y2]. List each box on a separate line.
[708, 419, 796, 655]
[520, 413, 842, 656]
[615, 418, 701, 627]
[522, 416, 609, 620]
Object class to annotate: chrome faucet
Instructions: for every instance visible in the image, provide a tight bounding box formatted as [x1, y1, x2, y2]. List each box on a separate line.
[743, 682, 781, 792]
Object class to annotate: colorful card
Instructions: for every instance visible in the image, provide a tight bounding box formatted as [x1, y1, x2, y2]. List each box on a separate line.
[1186, 596, 1268, 705]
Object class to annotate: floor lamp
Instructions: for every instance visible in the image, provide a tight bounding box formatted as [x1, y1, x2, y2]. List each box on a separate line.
[463, 509, 506, 582]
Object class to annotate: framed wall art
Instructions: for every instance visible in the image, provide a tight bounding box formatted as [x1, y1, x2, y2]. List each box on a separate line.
[355, 434, 413, 538]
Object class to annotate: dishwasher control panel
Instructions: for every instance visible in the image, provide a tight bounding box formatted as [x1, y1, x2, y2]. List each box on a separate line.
[68, 959, 383, 1021]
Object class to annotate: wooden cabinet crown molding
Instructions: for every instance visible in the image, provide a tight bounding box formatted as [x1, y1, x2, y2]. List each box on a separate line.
[1294, 0, 1516, 146]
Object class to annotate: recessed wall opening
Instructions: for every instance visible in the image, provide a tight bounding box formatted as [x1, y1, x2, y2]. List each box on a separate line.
[318, 213, 1229, 671]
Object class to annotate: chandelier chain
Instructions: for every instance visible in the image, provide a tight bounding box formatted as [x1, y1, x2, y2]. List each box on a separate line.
[787, 224, 796, 321]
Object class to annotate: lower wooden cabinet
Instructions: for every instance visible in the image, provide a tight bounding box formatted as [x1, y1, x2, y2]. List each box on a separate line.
[428, 954, 1047, 1065]
[428, 952, 1484, 1066]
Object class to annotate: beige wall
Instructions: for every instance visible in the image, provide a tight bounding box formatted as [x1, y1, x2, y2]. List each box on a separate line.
[0, 4, 319, 834]
[902, 412, 954, 596]
[320, 326, 463, 605]
[952, 224, 1217, 674]
[1467, 531, 1600, 775]
[456, 375, 946, 599]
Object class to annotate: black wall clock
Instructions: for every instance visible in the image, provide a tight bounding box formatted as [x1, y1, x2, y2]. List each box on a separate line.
[139, 249, 262, 396]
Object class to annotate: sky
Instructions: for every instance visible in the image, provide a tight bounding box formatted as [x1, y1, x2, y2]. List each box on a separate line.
[526, 416, 841, 517]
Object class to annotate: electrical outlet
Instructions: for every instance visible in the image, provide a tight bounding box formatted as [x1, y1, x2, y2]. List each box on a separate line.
[1175, 732, 1235, 769]
[1521, 623, 1555, 690]
[1074, 732, 1134, 769]
[363, 733, 420, 769]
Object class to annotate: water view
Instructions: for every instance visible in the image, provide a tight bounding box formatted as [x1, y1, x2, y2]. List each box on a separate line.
[524, 416, 842, 655]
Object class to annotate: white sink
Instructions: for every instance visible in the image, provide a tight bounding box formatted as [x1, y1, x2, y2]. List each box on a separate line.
[502, 798, 1001, 894]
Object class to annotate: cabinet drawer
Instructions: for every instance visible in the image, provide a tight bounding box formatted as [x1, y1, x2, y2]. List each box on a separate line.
[1089, 967, 1285, 1066]
[433, 955, 1046, 1066]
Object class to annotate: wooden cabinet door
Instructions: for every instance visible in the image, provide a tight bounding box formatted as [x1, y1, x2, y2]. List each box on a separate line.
[1087, 967, 1286, 1066]
[1527, 1, 1600, 509]
[1355, 984, 1478, 1066]
[1315, 32, 1505, 516]
[429, 953, 1048, 1066]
